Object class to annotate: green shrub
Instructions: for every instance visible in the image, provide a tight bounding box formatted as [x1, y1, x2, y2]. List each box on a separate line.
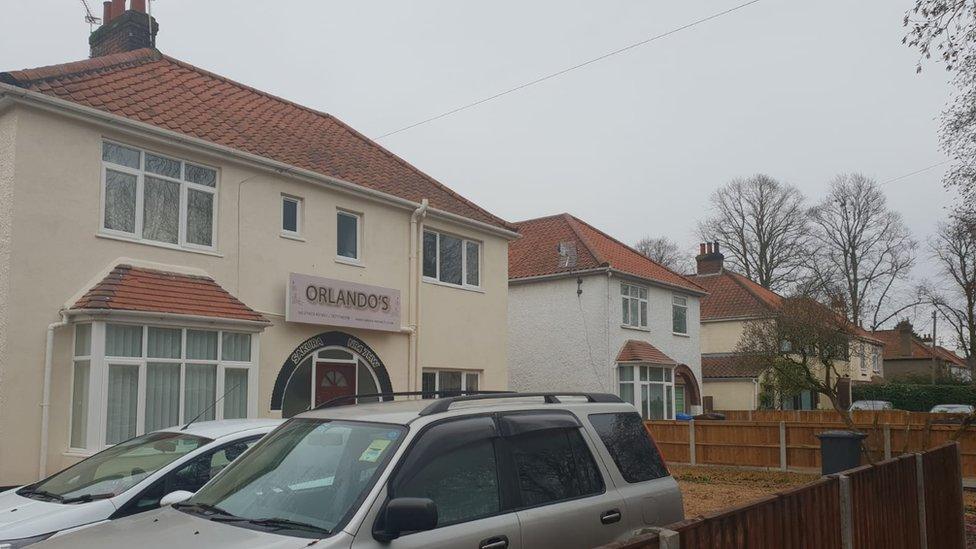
[853, 383, 976, 411]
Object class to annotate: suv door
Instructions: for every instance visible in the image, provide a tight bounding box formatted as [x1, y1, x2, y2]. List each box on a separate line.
[354, 416, 521, 549]
[499, 411, 627, 548]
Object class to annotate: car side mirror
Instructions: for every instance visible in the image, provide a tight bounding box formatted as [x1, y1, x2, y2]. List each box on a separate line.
[159, 490, 195, 507]
[373, 497, 437, 541]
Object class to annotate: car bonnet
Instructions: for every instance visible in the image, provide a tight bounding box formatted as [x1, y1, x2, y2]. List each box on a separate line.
[0, 489, 115, 540]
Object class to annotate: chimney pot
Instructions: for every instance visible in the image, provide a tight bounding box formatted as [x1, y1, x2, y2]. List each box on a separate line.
[111, 0, 125, 19]
[131, 0, 146, 13]
[102, 1, 112, 23]
[714, 241, 720, 254]
[696, 241, 725, 275]
[699, 243, 706, 255]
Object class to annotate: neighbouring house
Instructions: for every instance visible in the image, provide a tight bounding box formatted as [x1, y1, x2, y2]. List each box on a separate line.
[508, 214, 707, 419]
[0, 1, 518, 485]
[872, 320, 971, 382]
[688, 243, 885, 411]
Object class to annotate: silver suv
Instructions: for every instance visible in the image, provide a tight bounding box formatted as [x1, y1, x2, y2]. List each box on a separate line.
[34, 392, 683, 549]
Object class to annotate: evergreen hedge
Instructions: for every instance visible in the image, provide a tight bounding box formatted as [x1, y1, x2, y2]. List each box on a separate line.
[853, 383, 976, 411]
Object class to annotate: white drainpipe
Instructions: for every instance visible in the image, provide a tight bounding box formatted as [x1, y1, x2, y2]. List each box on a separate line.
[39, 312, 69, 479]
[408, 199, 429, 391]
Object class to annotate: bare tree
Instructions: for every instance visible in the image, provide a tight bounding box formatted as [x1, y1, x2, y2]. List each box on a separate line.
[925, 219, 976, 373]
[698, 175, 809, 291]
[807, 174, 918, 329]
[634, 236, 688, 272]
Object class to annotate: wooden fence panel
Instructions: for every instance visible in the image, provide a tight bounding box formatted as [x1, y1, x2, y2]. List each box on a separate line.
[847, 456, 921, 549]
[646, 420, 690, 463]
[717, 409, 966, 425]
[923, 442, 965, 549]
[694, 421, 780, 468]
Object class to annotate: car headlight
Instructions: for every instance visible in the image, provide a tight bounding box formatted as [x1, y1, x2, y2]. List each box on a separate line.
[0, 532, 56, 549]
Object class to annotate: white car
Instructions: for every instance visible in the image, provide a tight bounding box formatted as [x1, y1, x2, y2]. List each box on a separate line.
[930, 404, 975, 414]
[849, 400, 893, 411]
[0, 419, 281, 548]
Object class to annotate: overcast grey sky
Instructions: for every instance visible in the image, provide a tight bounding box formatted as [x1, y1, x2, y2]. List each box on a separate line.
[1, 1, 956, 282]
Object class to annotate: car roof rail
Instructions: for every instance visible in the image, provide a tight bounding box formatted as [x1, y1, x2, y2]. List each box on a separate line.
[418, 392, 623, 416]
[311, 390, 514, 411]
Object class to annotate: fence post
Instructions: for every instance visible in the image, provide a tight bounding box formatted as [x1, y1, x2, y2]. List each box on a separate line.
[884, 425, 891, 460]
[779, 421, 787, 471]
[689, 419, 696, 466]
[657, 528, 680, 549]
[748, 409, 753, 422]
[838, 474, 853, 549]
[915, 453, 928, 549]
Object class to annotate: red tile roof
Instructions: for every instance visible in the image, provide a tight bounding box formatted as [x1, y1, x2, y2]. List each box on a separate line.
[509, 214, 705, 294]
[690, 270, 882, 345]
[616, 340, 678, 365]
[0, 49, 513, 232]
[871, 329, 967, 367]
[701, 353, 765, 378]
[71, 264, 268, 323]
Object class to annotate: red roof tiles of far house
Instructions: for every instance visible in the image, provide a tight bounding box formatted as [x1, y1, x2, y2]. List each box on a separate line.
[71, 264, 268, 323]
[871, 329, 967, 367]
[0, 49, 514, 232]
[509, 214, 706, 294]
[701, 353, 765, 378]
[616, 340, 678, 365]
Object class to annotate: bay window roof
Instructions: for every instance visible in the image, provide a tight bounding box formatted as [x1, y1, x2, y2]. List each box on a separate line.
[616, 339, 678, 365]
[70, 264, 268, 324]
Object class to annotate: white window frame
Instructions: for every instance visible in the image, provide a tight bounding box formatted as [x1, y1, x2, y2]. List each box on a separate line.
[422, 229, 482, 290]
[336, 209, 363, 264]
[672, 295, 688, 335]
[860, 342, 868, 374]
[617, 364, 676, 420]
[68, 321, 258, 452]
[421, 369, 481, 399]
[68, 325, 93, 452]
[621, 283, 648, 328]
[280, 194, 303, 240]
[99, 140, 219, 252]
[872, 347, 881, 373]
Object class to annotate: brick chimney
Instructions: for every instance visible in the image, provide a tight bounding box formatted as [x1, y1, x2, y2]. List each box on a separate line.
[695, 241, 725, 275]
[89, 0, 158, 58]
[895, 319, 913, 357]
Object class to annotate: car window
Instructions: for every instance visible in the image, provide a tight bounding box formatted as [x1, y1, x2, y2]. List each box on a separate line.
[507, 428, 603, 507]
[117, 437, 260, 517]
[589, 412, 668, 483]
[392, 417, 500, 527]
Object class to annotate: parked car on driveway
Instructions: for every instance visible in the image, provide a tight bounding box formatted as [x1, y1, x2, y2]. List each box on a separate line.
[929, 404, 975, 414]
[0, 419, 281, 548]
[32, 392, 682, 549]
[850, 400, 893, 411]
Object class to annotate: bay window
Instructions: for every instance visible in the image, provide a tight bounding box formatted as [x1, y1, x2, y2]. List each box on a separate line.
[423, 230, 481, 288]
[618, 364, 675, 420]
[69, 322, 257, 451]
[101, 141, 218, 250]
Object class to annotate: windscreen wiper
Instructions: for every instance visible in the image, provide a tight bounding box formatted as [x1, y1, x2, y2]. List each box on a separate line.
[61, 492, 114, 504]
[173, 501, 239, 519]
[19, 488, 65, 502]
[245, 517, 331, 535]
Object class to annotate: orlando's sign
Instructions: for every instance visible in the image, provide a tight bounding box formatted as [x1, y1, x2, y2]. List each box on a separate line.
[286, 273, 401, 332]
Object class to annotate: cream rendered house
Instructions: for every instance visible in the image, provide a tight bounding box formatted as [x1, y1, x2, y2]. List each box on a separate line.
[0, 3, 517, 485]
[508, 214, 707, 418]
[689, 243, 884, 411]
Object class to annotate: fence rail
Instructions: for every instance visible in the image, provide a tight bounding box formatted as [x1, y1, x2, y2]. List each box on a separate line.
[715, 409, 968, 425]
[646, 417, 976, 478]
[600, 443, 964, 549]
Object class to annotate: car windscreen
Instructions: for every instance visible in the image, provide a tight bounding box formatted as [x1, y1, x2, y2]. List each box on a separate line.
[23, 432, 210, 502]
[180, 419, 405, 537]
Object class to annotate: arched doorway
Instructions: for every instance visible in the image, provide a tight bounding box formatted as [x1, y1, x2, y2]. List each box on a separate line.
[271, 332, 393, 417]
[673, 364, 702, 413]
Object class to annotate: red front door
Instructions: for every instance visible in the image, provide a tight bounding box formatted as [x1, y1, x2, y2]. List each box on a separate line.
[314, 362, 356, 407]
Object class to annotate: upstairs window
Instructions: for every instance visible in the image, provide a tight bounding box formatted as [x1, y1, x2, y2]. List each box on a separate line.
[336, 210, 361, 261]
[423, 230, 481, 288]
[621, 283, 647, 328]
[281, 195, 302, 237]
[101, 141, 218, 250]
[672, 295, 688, 334]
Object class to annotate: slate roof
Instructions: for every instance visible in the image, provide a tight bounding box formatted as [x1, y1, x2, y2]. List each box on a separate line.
[701, 353, 766, 379]
[71, 264, 268, 323]
[509, 214, 706, 294]
[871, 329, 967, 367]
[616, 340, 678, 365]
[0, 49, 514, 232]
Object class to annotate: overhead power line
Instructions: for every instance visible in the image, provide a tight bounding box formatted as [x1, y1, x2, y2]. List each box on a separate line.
[374, 0, 762, 140]
[881, 160, 950, 185]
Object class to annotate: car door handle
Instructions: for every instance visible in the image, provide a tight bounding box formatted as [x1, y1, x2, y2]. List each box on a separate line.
[600, 509, 622, 525]
[479, 535, 509, 549]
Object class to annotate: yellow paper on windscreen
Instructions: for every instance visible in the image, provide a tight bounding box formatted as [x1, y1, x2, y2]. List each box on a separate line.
[359, 439, 391, 462]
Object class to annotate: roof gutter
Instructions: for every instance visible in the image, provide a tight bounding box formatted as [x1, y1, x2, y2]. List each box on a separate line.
[608, 268, 708, 297]
[508, 267, 611, 285]
[65, 308, 272, 329]
[0, 84, 520, 240]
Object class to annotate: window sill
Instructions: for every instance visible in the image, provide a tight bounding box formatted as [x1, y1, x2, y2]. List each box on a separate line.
[335, 256, 364, 268]
[422, 278, 485, 294]
[63, 449, 95, 459]
[672, 332, 690, 338]
[620, 324, 651, 332]
[96, 232, 224, 257]
[280, 232, 305, 242]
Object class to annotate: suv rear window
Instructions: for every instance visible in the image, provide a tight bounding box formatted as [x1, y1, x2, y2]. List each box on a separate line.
[589, 412, 668, 482]
[509, 428, 603, 507]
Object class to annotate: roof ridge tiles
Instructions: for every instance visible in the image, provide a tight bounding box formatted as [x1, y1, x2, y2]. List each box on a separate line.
[1, 48, 160, 86]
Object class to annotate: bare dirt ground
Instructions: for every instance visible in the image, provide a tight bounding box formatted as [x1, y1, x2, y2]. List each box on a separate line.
[670, 464, 818, 518]
[965, 491, 976, 548]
